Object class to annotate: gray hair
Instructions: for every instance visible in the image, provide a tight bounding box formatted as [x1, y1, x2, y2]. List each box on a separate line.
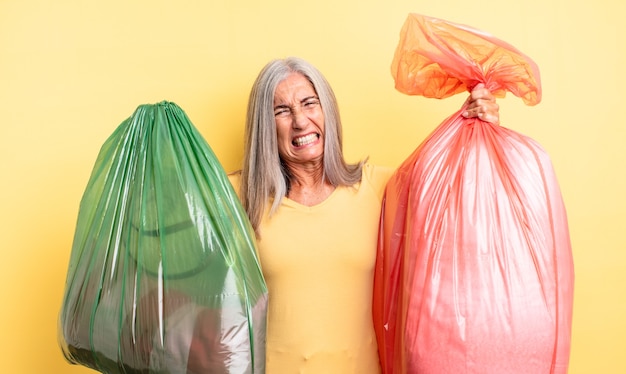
[240, 57, 365, 235]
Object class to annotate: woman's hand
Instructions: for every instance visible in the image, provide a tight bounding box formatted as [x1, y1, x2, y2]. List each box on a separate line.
[462, 83, 500, 125]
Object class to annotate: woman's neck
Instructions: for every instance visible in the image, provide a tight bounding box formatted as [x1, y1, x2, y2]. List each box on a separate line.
[285, 162, 335, 206]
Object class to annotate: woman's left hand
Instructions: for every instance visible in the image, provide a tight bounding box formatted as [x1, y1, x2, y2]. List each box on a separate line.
[462, 83, 500, 125]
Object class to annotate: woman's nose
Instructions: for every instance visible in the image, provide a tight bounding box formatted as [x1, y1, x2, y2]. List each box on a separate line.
[291, 107, 308, 128]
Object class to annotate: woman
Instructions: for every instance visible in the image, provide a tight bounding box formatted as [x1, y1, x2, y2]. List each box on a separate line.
[229, 57, 499, 373]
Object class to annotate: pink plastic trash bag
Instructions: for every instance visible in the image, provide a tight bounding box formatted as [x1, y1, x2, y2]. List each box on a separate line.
[373, 14, 574, 374]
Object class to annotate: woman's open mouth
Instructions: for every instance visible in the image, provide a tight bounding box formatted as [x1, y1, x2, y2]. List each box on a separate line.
[292, 133, 319, 147]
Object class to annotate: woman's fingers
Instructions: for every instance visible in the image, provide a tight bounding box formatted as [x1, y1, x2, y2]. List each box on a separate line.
[462, 84, 500, 125]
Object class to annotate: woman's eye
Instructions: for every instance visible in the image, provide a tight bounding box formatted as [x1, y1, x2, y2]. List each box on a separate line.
[304, 99, 320, 107]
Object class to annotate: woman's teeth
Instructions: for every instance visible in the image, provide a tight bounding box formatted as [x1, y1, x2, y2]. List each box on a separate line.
[293, 134, 318, 146]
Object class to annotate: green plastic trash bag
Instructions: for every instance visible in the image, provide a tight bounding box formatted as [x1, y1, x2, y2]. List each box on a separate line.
[58, 101, 268, 374]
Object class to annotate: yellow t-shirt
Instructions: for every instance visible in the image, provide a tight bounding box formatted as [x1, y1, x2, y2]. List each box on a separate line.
[230, 164, 393, 373]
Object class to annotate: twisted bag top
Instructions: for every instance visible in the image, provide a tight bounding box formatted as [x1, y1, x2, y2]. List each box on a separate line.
[391, 13, 541, 104]
[58, 101, 267, 373]
[373, 14, 574, 374]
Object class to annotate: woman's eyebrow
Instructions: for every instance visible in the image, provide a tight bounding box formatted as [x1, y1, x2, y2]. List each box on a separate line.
[274, 103, 290, 110]
[301, 95, 319, 102]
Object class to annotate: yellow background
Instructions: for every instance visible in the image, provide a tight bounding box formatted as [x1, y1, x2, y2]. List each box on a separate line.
[1, 0, 624, 373]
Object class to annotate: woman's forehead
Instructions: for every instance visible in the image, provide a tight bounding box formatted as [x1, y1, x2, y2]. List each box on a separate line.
[274, 73, 316, 102]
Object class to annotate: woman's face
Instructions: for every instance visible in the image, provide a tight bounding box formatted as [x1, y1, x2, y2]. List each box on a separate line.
[273, 73, 325, 167]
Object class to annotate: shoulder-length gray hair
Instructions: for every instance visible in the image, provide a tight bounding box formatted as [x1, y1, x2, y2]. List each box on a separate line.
[240, 57, 365, 235]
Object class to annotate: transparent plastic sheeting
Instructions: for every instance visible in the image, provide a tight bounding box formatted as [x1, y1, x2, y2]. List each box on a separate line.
[373, 14, 574, 374]
[58, 102, 267, 374]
